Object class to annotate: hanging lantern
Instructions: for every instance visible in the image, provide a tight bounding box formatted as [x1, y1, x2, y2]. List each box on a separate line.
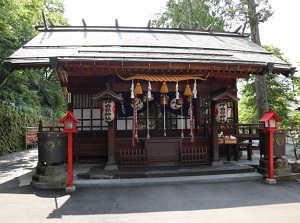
[183, 84, 192, 97]
[214, 102, 228, 123]
[101, 100, 116, 122]
[160, 81, 169, 94]
[134, 82, 143, 95]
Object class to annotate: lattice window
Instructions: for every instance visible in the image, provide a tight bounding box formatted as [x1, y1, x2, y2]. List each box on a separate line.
[73, 94, 108, 131]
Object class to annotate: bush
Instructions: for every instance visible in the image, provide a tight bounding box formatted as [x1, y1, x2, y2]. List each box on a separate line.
[0, 104, 54, 156]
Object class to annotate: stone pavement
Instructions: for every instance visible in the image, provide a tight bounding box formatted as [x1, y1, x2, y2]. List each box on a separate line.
[0, 140, 298, 189]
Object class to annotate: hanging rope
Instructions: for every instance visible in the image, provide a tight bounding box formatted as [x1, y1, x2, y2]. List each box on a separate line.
[181, 100, 184, 138]
[147, 98, 150, 139]
[175, 81, 179, 99]
[131, 80, 136, 146]
[147, 81, 151, 139]
[164, 102, 166, 137]
[147, 81, 152, 99]
[189, 97, 194, 142]
[135, 97, 139, 141]
[130, 79, 134, 99]
[116, 69, 210, 82]
[193, 79, 197, 98]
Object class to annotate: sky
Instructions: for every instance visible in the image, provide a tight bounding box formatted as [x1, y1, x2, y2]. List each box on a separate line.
[62, 0, 299, 70]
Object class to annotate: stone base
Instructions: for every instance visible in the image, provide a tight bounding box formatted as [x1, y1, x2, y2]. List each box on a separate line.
[210, 160, 224, 166]
[257, 158, 291, 177]
[291, 162, 300, 173]
[32, 164, 68, 189]
[265, 178, 277, 184]
[65, 186, 76, 192]
[104, 164, 118, 170]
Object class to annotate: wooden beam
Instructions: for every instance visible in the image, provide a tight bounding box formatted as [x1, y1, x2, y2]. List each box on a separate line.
[66, 69, 250, 78]
[61, 61, 261, 74]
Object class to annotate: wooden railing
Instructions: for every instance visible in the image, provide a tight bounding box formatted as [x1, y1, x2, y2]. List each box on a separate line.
[120, 149, 148, 167]
[218, 123, 262, 136]
[181, 146, 209, 165]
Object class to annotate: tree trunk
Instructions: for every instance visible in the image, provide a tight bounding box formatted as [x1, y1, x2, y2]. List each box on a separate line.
[247, 0, 269, 119]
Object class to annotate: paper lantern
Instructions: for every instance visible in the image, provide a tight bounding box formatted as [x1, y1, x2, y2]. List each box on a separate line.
[101, 100, 116, 122]
[214, 102, 227, 123]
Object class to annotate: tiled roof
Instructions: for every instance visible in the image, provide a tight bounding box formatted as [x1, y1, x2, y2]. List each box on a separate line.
[3, 26, 295, 75]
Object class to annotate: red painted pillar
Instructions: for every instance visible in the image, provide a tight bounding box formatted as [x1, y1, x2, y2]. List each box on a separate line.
[67, 132, 73, 187]
[268, 130, 274, 180]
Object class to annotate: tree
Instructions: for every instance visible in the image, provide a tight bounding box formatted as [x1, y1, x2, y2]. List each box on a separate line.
[153, 0, 274, 122]
[0, 0, 68, 87]
[0, 0, 68, 117]
[239, 45, 297, 127]
[247, 0, 272, 120]
[152, 0, 237, 31]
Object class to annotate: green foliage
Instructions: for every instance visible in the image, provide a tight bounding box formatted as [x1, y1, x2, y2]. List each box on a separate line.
[0, 0, 68, 85]
[0, 0, 68, 156]
[286, 127, 300, 160]
[227, 0, 273, 29]
[0, 0, 68, 116]
[0, 69, 67, 118]
[43, 0, 68, 26]
[238, 45, 300, 128]
[0, 104, 53, 155]
[152, 0, 273, 32]
[152, 0, 233, 30]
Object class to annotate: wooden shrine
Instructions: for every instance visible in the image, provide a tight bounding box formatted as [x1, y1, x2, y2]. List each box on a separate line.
[3, 24, 296, 167]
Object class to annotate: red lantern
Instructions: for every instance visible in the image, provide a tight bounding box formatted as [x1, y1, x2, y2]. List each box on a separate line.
[59, 111, 79, 133]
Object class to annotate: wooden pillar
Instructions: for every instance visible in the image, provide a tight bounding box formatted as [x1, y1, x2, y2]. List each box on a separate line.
[105, 109, 118, 170]
[210, 77, 223, 166]
[107, 76, 118, 170]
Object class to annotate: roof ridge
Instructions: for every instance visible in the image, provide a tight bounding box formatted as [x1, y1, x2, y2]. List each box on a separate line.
[34, 25, 249, 38]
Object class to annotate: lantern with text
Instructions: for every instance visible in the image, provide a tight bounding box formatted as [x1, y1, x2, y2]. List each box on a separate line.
[214, 102, 228, 123]
[59, 111, 79, 192]
[101, 99, 116, 122]
[259, 111, 281, 184]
